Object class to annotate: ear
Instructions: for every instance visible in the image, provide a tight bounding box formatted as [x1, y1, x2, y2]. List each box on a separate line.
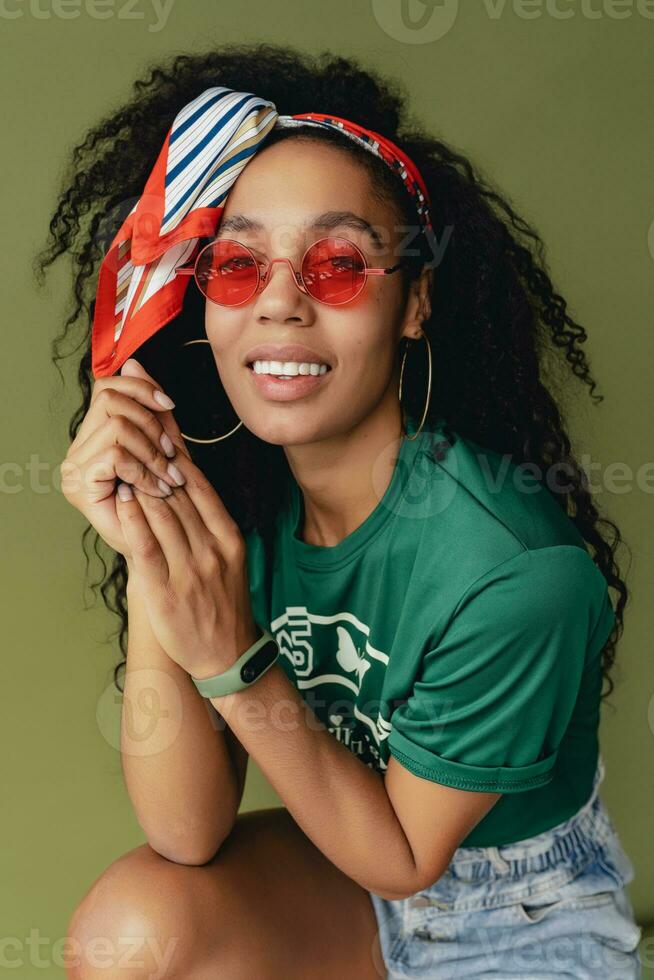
[416, 264, 433, 321]
[401, 265, 433, 341]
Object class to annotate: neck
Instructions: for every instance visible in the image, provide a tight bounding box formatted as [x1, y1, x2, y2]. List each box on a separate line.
[284, 393, 407, 548]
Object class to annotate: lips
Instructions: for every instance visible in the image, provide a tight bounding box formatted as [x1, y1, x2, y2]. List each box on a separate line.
[246, 362, 333, 402]
[243, 344, 334, 367]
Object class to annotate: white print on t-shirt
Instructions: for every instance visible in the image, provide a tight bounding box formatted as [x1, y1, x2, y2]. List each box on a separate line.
[270, 605, 392, 770]
[335, 625, 371, 686]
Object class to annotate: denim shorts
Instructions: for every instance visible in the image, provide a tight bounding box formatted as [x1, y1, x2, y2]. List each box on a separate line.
[368, 758, 642, 978]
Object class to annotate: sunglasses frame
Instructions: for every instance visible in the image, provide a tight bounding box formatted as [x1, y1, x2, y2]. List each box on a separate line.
[176, 235, 407, 307]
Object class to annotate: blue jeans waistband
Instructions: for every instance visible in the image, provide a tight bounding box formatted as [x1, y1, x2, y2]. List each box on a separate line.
[405, 757, 635, 913]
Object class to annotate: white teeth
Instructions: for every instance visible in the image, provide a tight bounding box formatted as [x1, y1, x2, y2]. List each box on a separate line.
[251, 360, 330, 377]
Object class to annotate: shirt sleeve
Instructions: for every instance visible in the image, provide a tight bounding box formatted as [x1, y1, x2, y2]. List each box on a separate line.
[387, 545, 616, 793]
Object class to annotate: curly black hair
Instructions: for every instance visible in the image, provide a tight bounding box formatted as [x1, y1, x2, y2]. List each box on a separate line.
[33, 42, 629, 700]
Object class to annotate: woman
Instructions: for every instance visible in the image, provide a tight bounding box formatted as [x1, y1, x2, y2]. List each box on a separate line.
[37, 43, 641, 979]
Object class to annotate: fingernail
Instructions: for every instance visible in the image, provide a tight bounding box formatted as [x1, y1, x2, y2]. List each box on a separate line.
[157, 478, 173, 495]
[160, 432, 176, 458]
[166, 462, 185, 486]
[117, 482, 133, 501]
[153, 390, 176, 409]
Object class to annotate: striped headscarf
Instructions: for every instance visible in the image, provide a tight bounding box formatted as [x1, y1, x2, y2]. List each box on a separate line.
[91, 86, 433, 378]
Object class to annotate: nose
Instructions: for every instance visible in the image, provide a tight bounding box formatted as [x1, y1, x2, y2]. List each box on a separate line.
[252, 254, 311, 322]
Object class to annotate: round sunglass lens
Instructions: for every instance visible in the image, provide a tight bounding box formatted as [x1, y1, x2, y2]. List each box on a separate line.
[195, 240, 259, 306]
[302, 238, 366, 304]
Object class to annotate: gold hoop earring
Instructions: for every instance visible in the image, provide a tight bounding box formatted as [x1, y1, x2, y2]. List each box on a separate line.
[398, 331, 432, 441]
[176, 339, 243, 444]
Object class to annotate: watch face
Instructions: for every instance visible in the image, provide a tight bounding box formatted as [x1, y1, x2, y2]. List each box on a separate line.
[239, 639, 278, 684]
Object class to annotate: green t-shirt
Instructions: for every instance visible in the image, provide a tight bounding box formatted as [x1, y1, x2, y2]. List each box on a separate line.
[245, 417, 616, 847]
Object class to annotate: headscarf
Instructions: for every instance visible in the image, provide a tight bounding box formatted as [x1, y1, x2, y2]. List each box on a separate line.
[91, 86, 433, 378]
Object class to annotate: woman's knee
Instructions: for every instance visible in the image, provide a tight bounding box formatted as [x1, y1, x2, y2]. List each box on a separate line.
[64, 842, 207, 978]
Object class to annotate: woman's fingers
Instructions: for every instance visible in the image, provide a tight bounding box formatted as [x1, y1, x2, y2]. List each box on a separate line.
[115, 485, 169, 581]
[155, 481, 221, 557]
[83, 388, 178, 460]
[62, 444, 170, 504]
[128, 485, 192, 567]
[161, 451, 242, 553]
[119, 449, 244, 568]
[59, 358, 188, 559]
[72, 411, 185, 498]
[72, 375, 176, 453]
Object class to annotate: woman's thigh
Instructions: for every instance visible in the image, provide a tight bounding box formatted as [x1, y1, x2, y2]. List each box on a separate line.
[66, 805, 386, 980]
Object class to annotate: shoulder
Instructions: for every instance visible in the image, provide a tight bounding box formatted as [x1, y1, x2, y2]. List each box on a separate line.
[407, 422, 594, 595]
[401, 424, 615, 652]
[453, 545, 614, 647]
[418, 545, 615, 700]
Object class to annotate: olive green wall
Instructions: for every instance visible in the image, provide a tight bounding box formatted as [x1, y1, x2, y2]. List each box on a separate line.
[3, 1, 653, 974]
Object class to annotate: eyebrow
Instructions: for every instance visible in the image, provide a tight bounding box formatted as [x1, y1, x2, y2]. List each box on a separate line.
[214, 210, 384, 248]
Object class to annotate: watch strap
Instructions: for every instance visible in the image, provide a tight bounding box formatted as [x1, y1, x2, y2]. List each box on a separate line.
[191, 627, 279, 698]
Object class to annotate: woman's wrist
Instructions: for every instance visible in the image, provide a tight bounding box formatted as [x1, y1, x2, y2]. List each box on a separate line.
[191, 621, 263, 681]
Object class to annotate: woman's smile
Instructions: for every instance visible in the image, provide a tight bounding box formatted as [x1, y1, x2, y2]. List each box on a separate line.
[246, 359, 334, 401]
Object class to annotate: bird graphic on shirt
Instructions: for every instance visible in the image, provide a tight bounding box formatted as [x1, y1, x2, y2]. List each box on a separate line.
[335, 626, 371, 687]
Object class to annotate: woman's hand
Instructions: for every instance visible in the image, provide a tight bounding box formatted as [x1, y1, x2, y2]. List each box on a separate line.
[115, 464, 260, 680]
[59, 358, 191, 558]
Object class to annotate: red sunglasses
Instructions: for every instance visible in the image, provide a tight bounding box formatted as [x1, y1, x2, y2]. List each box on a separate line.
[176, 236, 406, 307]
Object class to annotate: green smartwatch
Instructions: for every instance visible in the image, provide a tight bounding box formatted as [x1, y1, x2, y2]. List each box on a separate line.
[191, 627, 280, 698]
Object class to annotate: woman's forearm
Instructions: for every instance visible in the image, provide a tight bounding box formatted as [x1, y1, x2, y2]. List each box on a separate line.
[211, 658, 419, 900]
[121, 576, 243, 864]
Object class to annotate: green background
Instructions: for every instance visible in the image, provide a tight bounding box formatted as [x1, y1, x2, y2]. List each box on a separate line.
[3, 0, 653, 974]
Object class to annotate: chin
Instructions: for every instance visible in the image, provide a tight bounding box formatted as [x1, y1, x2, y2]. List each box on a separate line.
[243, 415, 330, 448]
